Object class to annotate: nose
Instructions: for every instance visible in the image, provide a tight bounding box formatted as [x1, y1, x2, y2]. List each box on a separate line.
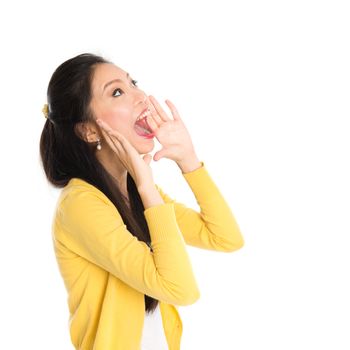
[134, 90, 149, 109]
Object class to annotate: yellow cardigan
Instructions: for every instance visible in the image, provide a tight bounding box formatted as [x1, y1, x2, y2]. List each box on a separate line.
[52, 161, 244, 349]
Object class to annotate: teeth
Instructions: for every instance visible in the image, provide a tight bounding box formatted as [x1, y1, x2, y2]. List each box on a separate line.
[136, 109, 151, 122]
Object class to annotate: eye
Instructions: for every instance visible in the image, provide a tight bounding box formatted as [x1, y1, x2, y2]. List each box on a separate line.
[131, 79, 138, 87]
[112, 88, 123, 97]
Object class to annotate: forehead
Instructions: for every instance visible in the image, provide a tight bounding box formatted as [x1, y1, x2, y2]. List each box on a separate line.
[92, 63, 127, 91]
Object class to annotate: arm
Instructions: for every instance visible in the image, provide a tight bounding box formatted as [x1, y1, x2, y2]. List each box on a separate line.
[155, 161, 244, 252]
[56, 187, 200, 306]
[146, 97, 243, 251]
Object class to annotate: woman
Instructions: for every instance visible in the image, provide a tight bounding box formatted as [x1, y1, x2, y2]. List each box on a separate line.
[40, 53, 244, 350]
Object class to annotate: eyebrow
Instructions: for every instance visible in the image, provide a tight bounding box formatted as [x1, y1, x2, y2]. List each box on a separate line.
[103, 72, 130, 92]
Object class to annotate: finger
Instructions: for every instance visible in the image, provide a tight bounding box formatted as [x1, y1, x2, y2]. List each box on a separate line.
[142, 153, 152, 165]
[96, 119, 114, 133]
[146, 113, 159, 133]
[97, 119, 126, 144]
[165, 99, 182, 121]
[98, 121, 123, 152]
[149, 95, 172, 122]
[148, 103, 163, 126]
[100, 129, 131, 170]
[153, 148, 167, 161]
[97, 119, 129, 152]
[100, 128, 124, 154]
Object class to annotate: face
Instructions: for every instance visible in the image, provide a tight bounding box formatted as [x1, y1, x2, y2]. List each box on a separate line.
[90, 63, 155, 154]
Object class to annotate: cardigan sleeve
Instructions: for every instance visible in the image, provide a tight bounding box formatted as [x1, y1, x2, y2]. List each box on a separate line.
[155, 161, 244, 252]
[56, 188, 200, 306]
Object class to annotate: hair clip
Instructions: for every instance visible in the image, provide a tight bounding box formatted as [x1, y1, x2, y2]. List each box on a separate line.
[42, 104, 49, 118]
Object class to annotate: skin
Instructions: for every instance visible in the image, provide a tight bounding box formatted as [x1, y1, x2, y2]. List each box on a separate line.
[78, 63, 201, 198]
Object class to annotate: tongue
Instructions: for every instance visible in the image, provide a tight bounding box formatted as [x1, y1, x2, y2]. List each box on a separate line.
[134, 123, 152, 136]
[134, 118, 153, 136]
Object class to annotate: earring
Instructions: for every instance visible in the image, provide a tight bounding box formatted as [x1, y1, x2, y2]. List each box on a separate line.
[96, 138, 102, 151]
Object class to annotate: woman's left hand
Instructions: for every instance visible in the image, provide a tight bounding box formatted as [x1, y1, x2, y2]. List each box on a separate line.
[147, 96, 201, 171]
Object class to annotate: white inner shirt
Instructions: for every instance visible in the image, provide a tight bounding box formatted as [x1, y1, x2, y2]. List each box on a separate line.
[140, 303, 169, 350]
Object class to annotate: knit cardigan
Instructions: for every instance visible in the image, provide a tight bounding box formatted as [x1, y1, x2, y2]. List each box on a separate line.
[51, 161, 244, 349]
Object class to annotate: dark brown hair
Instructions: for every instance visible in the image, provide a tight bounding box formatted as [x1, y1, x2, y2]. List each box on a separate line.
[39, 53, 159, 314]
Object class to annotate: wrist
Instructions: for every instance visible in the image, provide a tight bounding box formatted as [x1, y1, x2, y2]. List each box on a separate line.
[137, 182, 156, 195]
[177, 155, 202, 174]
[138, 186, 164, 209]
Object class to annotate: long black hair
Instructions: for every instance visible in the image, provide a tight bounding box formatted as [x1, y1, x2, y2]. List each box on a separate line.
[40, 53, 159, 314]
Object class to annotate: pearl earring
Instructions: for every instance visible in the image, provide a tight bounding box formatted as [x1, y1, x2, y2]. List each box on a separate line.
[96, 138, 102, 151]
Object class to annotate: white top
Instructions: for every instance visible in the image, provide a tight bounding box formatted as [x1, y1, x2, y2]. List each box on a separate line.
[141, 304, 169, 350]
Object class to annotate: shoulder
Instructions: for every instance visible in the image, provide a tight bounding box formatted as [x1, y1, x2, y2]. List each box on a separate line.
[57, 178, 113, 212]
[53, 178, 126, 235]
[56, 178, 165, 211]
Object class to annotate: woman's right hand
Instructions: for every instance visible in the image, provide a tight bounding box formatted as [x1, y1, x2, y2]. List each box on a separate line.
[96, 119, 155, 190]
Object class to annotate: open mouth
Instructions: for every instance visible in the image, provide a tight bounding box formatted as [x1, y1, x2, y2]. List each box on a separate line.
[134, 109, 155, 137]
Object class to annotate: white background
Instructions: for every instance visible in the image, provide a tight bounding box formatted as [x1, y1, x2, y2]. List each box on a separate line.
[1, 0, 349, 349]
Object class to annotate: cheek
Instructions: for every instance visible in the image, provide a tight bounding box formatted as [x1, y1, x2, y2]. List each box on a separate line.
[101, 108, 133, 131]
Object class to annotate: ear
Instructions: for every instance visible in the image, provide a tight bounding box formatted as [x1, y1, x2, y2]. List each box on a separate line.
[75, 122, 100, 143]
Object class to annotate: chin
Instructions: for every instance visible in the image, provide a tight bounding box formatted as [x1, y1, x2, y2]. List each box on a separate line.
[134, 139, 155, 154]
